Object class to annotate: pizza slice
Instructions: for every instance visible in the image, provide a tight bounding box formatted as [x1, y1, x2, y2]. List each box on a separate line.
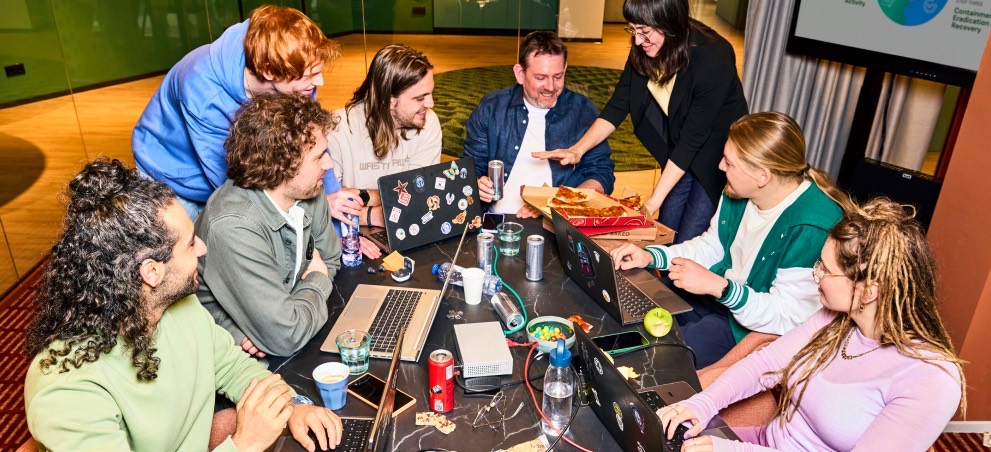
[616, 194, 643, 211]
[558, 205, 628, 218]
[553, 186, 590, 204]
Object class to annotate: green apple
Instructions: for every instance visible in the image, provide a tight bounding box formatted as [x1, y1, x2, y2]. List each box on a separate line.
[643, 307, 673, 337]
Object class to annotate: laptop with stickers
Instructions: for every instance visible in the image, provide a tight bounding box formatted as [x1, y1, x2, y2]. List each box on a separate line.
[361, 157, 483, 253]
[572, 327, 739, 452]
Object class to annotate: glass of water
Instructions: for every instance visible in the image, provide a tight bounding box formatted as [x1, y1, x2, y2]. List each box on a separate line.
[496, 222, 524, 256]
[335, 329, 371, 374]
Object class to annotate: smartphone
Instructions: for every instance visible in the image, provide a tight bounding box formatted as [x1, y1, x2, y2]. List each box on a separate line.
[481, 213, 505, 234]
[347, 373, 416, 417]
[592, 331, 649, 355]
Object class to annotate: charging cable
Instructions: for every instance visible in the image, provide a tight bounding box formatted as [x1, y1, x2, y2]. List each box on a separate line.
[521, 341, 592, 452]
[492, 247, 528, 335]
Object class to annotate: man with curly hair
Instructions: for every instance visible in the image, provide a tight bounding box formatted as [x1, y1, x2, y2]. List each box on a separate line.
[195, 93, 342, 358]
[24, 159, 343, 451]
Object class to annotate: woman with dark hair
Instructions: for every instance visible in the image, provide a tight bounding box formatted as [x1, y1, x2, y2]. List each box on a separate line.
[656, 198, 966, 451]
[539, 0, 748, 244]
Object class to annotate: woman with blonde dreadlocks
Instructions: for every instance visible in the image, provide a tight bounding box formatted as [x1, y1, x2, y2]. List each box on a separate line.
[657, 198, 966, 451]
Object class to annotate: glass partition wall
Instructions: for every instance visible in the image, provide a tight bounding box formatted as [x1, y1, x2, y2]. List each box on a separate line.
[0, 0, 658, 295]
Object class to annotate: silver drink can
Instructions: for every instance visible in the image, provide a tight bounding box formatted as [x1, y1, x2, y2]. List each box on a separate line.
[526, 235, 545, 281]
[490, 292, 524, 329]
[477, 233, 495, 274]
[488, 160, 504, 201]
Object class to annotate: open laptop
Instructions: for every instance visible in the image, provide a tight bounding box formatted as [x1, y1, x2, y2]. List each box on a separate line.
[275, 329, 405, 452]
[572, 327, 739, 452]
[361, 157, 482, 253]
[551, 209, 691, 326]
[323, 208, 472, 362]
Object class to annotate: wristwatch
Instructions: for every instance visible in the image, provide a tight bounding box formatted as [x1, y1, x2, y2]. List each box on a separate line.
[718, 280, 731, 300]
[358, 189, 370, 205]
[289, 394, 314, 407]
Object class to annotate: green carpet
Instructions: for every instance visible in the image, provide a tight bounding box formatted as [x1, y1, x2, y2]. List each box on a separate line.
[432, 65, 658, 172]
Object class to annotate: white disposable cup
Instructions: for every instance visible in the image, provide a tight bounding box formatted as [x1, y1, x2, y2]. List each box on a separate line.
[461, 267, 485, 305]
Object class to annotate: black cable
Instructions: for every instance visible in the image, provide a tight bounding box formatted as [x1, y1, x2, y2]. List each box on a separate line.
[545, 396, 581, 452]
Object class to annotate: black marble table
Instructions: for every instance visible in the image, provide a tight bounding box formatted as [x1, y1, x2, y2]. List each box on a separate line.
[269, 218, 700, 451]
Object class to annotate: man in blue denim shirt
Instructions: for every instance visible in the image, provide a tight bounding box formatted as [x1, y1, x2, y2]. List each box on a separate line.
[465, 31, 615, 217]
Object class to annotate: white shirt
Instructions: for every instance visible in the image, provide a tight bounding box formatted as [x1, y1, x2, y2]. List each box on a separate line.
[726, 180, 812, 284]
[492, 99, 553, 214]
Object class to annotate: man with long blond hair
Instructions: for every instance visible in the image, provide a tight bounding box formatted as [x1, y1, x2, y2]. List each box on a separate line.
[611, 112, 851, 368]
[133, 5, 340, 220]
[658, 198, 965, 451]
[325, 44, 441, 251]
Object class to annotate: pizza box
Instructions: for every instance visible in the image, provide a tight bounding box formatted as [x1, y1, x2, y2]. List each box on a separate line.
[526, 186, 675, 244]
[520, 185, 647, 227]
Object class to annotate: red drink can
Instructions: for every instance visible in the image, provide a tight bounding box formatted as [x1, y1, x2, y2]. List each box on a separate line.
[428, 349, 455, 413]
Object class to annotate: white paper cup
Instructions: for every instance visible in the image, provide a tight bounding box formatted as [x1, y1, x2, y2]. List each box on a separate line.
[461, 267, 485, 305]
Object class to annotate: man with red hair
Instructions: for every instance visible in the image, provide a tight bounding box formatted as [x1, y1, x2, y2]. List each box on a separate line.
[132, 5, 340, 220]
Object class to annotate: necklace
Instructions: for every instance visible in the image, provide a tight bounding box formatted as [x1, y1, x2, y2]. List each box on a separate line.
[841, 330, 883, 360]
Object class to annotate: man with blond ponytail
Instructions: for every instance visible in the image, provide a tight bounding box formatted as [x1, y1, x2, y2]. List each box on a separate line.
[657, 198, 964, 451]
[611, 112, 850, 368]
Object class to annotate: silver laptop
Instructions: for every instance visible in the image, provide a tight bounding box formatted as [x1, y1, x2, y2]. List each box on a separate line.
[322, 218, 471, 362]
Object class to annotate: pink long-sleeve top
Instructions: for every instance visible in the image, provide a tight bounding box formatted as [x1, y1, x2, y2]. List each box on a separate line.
[679, 309, 962, 452]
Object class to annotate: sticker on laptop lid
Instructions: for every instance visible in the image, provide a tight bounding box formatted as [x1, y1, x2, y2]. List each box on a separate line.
[421, 211, 434, 224]
[469, 215, 482, 229]
[427, 195, 440, 211]
[446, 193, 455, 205]
[460, 167, 468, 179]
[613, 402, 624, 431]
[458, 199, 468, 210]
[593, 356, 603, 375]
[593, 251, 600, 263]
[466, 195, 474, 205]
[590, 387, 601, 407]
[395, 228, 406, 240]
[435, 177, 446, 190]
[398, 191, 411, 206]
[602, 290, 611, 303]
[443, 161, 458, 180]
[462, 185, 473, 196]
[389, 207, 402, 223]
[414, 174, 426, 193]
[631, 403, 645, 434]
[441, 222, 452, 234]
[409, 224, 420, 236]
[393, 180, 409, 195]
[452, 211, 467, 224]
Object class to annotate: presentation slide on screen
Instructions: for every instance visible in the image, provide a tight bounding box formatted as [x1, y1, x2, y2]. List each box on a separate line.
[796, 0, 991, 72]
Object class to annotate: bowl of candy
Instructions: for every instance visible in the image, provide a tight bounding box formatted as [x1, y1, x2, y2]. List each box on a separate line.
[526, 316, 576, 353]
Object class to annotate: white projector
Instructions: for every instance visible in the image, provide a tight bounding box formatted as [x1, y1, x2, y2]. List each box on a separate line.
[453, 322, 514, 378]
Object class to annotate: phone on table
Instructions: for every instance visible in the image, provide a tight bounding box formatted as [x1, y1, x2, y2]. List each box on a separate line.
[481, 213, 505, 234]
[592, 331, 649, 355]
[347, 372, 416, 417]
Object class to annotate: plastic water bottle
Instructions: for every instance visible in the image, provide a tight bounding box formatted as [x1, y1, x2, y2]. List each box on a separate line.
[431, 262, 503, 295]
[541, 340, 574, 438]
[341, 211, 362, 267]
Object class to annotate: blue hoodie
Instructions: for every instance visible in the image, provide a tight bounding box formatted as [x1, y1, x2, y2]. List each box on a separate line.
[131, 20, 341, 203]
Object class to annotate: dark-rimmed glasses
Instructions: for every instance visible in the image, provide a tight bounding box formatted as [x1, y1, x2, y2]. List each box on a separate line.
[623, 26, 658, 44]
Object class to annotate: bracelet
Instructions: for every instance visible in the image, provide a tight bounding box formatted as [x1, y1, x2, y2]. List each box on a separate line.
[366, 206, 374, 226]
[289, 394, 314, 407]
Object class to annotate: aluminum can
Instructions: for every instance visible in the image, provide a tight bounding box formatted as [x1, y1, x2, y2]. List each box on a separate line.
[491, 292, 524, 329]
[488, 160, 505, 201]
[428, 349, 455, 413]
[525, 235, 545, 281]
[477, 233, 495, 274]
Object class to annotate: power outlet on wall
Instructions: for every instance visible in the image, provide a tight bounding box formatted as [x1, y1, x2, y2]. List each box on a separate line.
[5, 63, 26, 77]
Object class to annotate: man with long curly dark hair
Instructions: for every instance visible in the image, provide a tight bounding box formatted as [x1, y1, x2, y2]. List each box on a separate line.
[195, 93, 342, 358]
[24, 159, 343, 451]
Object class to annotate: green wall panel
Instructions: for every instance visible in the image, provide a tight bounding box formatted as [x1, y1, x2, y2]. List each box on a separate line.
[434, 0, 556, 30]
[0, 1, 70, 105]
[310, 0, 355, 36]
[356, 0, 432, 33]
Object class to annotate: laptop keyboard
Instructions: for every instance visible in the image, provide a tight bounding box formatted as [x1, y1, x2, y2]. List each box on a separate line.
[367, 228, 390, 248]
[640, 390, 687, 452]
[368, 289, 423, 353]
[326, 418, 374, 452]
[616, 277, 657, 319]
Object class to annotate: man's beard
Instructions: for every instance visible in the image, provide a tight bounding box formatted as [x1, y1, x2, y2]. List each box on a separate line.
[152, 271, 198, 311]
[285, 179, 324, 202]
[723, 184, 742, 200]
[394, 109, 426, 130]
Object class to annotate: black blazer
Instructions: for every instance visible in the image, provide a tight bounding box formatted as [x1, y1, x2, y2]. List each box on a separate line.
[600, 28, 749, 206]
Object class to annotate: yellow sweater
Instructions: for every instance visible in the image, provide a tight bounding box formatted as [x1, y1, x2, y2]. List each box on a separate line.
[24, 295, 272, 451]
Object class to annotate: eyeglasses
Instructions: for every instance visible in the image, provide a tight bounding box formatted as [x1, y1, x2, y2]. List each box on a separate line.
[624, 26, 658, 44]
[812, 259, 846, 284]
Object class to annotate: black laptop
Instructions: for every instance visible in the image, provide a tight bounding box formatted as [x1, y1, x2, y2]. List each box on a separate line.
[361, 157, 482, 252]
[274, 328, 405, 452]
[572, 327, 739, 452]
[551, 209, 691, 325]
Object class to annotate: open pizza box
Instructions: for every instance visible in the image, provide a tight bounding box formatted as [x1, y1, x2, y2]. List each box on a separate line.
[522, 186, 675, 244]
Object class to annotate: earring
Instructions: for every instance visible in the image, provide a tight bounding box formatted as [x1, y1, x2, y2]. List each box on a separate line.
[858, 303, 865, 312]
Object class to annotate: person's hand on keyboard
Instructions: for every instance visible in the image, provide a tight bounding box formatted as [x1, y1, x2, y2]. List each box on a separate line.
[232, 374, 294, 451]
[288, 404, 343, 451]
[610, 243, 653, 270]
[656, 403, 703, 443]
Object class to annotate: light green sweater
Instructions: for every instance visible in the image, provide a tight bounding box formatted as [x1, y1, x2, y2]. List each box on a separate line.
[24, 295, 272, 451]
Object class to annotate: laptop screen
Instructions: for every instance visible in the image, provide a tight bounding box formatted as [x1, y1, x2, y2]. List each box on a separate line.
[376, 157, 482, 252]
[365, 327, 405, 451]
[573, 327, 665, 452]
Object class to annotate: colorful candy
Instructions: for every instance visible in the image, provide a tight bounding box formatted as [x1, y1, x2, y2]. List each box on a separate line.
[528, 322, 573, 342]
